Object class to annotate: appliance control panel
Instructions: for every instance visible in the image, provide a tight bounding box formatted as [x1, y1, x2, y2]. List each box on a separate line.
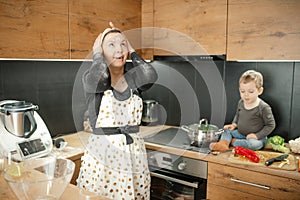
[147, 150, 208, 179]
[17, 137, 50, 159]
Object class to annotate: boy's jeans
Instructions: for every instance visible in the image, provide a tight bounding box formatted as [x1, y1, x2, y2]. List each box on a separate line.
[220, 129, 267, 150]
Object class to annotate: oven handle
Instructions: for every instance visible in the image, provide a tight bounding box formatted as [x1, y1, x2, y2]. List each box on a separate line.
[150, 172, 199, 188]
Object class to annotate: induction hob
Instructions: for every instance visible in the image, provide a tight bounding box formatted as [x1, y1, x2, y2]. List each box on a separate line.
[144, 127, 211, 154]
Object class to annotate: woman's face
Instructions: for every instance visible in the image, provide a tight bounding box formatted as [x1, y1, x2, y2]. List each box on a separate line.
[102, 32, 129, 69]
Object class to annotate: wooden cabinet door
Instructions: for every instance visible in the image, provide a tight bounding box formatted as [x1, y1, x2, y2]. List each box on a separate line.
[208, 162, 300, 200]
[227, 0, 300, 61]
[0, 0, 69, 59]
[69, 0, 141, 59]
[152, 0, 227, 56]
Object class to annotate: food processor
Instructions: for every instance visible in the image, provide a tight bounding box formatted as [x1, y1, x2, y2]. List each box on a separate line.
[0, 100, 53, 161]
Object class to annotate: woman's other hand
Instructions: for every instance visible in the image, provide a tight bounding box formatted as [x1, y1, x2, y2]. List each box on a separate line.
[126, 39, 135, 54]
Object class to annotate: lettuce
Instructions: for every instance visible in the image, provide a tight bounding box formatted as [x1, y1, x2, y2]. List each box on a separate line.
[266, 135, 285, 146]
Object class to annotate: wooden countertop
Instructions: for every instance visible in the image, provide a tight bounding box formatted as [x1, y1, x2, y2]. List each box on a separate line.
[3, 125, 298, 199]
[0, 173, 108, 200]
[0, 132, 108, 200]
[62, 125, 300, 181]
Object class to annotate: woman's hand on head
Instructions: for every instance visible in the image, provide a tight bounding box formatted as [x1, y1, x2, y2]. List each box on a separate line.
[93, 33, 103, 55]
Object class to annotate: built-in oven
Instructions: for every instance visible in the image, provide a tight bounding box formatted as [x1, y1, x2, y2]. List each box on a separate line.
[147, 150, 207, 200]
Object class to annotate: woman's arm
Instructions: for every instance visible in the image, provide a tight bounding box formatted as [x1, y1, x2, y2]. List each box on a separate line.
[126, 52, 158, 91]
[82, 53, 110, 93]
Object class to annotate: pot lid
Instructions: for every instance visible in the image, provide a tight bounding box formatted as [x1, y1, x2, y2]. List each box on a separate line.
[0, 100, 38, 113]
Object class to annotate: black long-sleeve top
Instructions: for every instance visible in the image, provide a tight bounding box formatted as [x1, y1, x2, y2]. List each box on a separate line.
[82, 52, 158, 133]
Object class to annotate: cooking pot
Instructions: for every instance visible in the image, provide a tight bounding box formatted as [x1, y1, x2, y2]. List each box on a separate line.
[141, 100, 158, 126]
[180, 119, 223, 148]
[0, 100, 38, 138]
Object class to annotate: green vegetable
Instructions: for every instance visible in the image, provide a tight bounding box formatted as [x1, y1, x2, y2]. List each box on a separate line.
[271, 144, 290, 154]
[265, 135, 290, 153]
[266, 135, 285, 146]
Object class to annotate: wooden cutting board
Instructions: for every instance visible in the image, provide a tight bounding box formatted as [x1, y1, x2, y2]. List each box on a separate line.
[228, 150, 296, 171]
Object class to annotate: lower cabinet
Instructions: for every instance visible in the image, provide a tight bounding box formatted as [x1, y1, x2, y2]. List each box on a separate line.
[207, 162, 300, 200]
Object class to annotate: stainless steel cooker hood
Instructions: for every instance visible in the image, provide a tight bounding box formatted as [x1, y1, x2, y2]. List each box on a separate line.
[153, 55, 225, 62]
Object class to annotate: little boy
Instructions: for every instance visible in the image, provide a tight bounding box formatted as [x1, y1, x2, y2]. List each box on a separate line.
[210, 70, 276, 151]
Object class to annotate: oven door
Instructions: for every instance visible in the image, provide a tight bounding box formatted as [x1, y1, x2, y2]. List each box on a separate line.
[149, 166, 207, 200]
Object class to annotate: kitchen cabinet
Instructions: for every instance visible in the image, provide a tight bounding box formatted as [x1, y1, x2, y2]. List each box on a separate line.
[69, 0, 141, 59]
[0, 0, 141, 59]
[207, 162, 300, 200]
[227, 0, 300, 60]
[141, 0, 227, 58]
[141, 0, 154, 60]
[0, 0, 69, 59]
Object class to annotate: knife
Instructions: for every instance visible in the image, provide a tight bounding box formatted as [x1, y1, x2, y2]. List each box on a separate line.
[265, 154, 289, 166]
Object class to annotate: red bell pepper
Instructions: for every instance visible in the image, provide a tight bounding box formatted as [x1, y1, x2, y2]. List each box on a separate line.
[234, 146, 260, 163]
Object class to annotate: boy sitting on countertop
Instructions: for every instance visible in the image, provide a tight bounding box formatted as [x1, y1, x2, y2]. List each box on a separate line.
[210, 70, 276, 151]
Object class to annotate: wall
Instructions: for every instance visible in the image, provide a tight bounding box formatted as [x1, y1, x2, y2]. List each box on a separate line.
[143, 58, 300, 141]
[0, 59, 299, 141]
[0, 60, 86, 137]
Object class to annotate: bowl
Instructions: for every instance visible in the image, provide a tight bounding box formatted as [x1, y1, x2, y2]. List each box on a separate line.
[3, 156, 75, 200]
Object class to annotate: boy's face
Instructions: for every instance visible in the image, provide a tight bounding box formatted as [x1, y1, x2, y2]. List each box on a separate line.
[102, 32, 128, 68]
[239, 80, 263, 105]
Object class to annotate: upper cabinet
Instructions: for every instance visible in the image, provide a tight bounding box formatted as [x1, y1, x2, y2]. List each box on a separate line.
[69, 0, 141, 59]
[2, 0, 300, 60]
[0, 0, 69, 59]
[0, 0, 141, 59]
[149, 0, 227, 57]
[227, 0, 300, 61]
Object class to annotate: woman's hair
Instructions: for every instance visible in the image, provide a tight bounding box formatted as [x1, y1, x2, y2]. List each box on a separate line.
[101, 29, 121, 43]
[239, 70, 263, 88]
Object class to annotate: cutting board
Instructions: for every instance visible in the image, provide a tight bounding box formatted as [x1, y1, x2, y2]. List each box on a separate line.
[228, 150, 296, 171]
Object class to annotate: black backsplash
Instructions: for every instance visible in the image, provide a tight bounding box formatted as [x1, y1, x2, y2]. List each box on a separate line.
[0, 59, 299, 141]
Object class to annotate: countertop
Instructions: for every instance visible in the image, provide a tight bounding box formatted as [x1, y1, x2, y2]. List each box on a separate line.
[0, 174, 109, 200]
[62, 125, 300, 181]
[2, 125, 299, 199]
[0, 133, 108, 200]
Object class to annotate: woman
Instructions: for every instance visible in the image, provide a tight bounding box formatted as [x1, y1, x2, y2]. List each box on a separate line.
[77, 22, 158, 200]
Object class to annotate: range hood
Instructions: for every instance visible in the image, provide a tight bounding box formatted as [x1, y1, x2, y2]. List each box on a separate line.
[153, 55, 226, 61]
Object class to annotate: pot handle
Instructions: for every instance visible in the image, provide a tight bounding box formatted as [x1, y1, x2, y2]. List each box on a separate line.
[215, 129, 224, 136]
[180, 125, 192, 133]
[199, 119, 208, 126]
[24, 111, 37, 138]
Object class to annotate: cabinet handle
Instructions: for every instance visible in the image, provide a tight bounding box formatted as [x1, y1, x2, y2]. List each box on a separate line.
[150, 172, 198, 188]
[230, 178, 270, 190]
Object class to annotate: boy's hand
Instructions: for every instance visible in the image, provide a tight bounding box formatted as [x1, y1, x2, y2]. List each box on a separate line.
[223, 124, 236, 130]
[246, 133, 258, 139]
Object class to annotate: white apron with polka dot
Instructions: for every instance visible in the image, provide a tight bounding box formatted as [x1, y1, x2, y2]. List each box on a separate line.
[77, 89, 150, 200]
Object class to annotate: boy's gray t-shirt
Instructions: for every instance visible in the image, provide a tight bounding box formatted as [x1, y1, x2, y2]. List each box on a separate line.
[232, 99, 276, 140]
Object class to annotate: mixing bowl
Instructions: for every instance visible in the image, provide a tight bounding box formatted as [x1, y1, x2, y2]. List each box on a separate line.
[3, 156, 75, 200]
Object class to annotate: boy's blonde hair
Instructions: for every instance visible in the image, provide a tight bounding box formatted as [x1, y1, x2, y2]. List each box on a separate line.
[239, 70, 263, 89]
